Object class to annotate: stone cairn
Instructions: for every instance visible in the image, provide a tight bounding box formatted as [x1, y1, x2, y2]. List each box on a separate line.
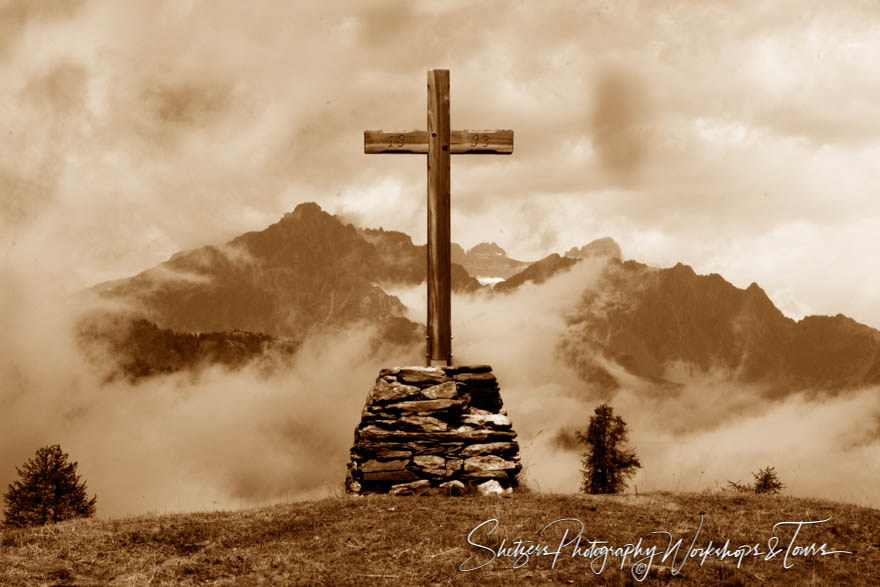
[345, 365, 522, 496]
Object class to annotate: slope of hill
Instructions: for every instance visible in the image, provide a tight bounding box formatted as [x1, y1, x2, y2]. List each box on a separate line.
[76, 313, 299, 381]
[1, 493, 876, 585]
[494, 253, 578, 292]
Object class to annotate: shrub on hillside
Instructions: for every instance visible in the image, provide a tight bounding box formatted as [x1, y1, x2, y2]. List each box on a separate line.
[727, 466, 785, 495]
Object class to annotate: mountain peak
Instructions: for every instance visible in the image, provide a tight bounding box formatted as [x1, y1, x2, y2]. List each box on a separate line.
[286, 201, 324, 220]
[447, 241, 528, 279]
[671, 262, 696, 275]
[744, 282, 780, 310]
[467, 242, 507, 257]
[564, 237, 622, 260]
[361, 227, 414, 247]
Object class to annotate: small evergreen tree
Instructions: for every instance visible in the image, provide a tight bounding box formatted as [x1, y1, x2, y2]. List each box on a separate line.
[3, 444, 97, 527]
[752, 466, 785, 494]
[727, 466, 785, 494]
[577, 403, 642, 494]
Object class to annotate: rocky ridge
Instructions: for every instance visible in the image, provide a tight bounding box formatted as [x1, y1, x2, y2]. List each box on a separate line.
[451, 242, 530, 280]
[92, 203, 424, 340]
[561, 260, 880, 394]
[345, 365, 521, 496]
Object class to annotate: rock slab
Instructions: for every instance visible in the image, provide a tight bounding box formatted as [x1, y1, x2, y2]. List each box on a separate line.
[346, 365, 522, 495]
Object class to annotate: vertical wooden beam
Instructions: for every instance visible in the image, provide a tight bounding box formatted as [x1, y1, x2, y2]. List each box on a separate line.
[426, 69, 451, 365]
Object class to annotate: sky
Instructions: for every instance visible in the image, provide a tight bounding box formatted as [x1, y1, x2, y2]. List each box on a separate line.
[3, 1, 880, 514]
[3, 0, 880, 328]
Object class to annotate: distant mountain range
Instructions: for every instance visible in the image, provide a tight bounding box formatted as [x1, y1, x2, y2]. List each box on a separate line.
[94, 203, 420, 339]
[82, 202, 880, 395]
[559, 260, 880, 395]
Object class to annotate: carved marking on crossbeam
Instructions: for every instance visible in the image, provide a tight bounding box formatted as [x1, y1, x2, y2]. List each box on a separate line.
[364, 130, 514, 154]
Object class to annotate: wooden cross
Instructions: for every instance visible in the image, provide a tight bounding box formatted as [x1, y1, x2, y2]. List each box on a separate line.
[364, 69, 513, 366]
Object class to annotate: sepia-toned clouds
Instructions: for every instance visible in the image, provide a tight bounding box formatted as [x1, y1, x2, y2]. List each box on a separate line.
[4, 1, 879, 319]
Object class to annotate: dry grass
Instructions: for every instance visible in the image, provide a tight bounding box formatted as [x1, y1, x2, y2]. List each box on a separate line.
[1, 491, 878, 585]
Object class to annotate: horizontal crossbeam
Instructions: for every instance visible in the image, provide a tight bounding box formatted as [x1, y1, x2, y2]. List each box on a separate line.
[364, 129, 513, 154]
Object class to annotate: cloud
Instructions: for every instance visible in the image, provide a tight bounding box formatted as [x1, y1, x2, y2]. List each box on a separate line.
[590, 68, 652, 184]
[68, 327, 390, 515]
[0, 0, 85, 60]
[620, 382, 880, 507]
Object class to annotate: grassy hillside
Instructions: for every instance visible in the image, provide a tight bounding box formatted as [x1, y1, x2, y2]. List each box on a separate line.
[1, 492, 878, 585]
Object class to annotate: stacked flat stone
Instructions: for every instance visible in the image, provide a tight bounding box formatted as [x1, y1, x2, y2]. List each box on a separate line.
[345, 365, 521, 496]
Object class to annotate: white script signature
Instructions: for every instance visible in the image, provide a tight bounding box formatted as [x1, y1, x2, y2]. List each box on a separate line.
[459, 514, 852, 581]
